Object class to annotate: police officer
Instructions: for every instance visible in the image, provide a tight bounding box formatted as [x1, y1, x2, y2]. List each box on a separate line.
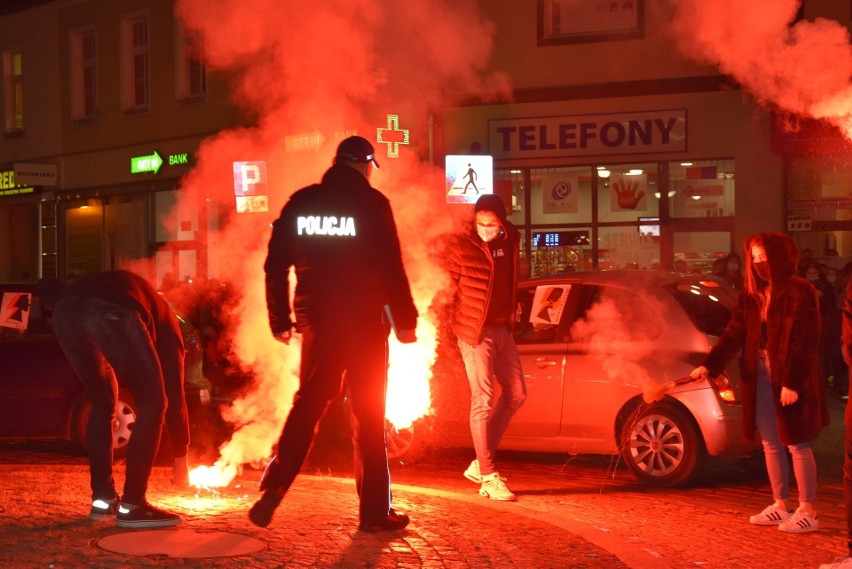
[249, 135, 418, 532]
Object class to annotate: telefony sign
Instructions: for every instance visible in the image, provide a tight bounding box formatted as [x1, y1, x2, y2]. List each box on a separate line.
[488, 109, 686, 159]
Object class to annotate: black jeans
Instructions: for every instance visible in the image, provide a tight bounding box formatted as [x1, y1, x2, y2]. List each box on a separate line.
[52, 295, 187, 505]
[264, 314, 392, 523]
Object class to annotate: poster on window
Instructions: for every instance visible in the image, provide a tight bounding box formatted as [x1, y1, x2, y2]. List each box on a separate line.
[610, 173, 648, 212]
[530, 285, 570, 327]
[0, 292, 31, 331]
[541, 174, 579, 214]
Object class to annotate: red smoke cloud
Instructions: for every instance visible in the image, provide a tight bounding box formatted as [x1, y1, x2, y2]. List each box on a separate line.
[670, 0, 852, 136]
[170, 0, 511, 484]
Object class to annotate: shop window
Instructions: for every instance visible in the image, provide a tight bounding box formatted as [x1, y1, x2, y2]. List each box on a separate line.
[673, 231, 732, 275]
[529, 226, 591, 276]
[597, 225, 659, 270]
[597, 163, 658, 222]
[496, 169, 525, 226]
[537, 0, 644, 45]
[530, 166, 592, 225]
[175, 26, 206, 101]
[70, 28, 96, 120]
[668, 159, 735, 218]
[121, 14, 149, 111]
[3, 49, 24, 132]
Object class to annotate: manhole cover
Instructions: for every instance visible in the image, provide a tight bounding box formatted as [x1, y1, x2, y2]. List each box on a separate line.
[96, 529, 266, 558]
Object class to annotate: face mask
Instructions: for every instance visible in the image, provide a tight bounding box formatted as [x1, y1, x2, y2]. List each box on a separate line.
[727, 263, 739, 272]
[477, 226, 500, 243]
[827, 275, 837, 284]
[806, 273, 819, 282]
[753, 261, 770, 281]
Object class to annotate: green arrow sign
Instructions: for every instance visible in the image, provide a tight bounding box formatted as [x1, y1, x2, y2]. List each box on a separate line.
[130, 151, 163, 174]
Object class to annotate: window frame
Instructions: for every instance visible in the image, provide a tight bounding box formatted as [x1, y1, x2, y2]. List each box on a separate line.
[537, 0, 645, 46]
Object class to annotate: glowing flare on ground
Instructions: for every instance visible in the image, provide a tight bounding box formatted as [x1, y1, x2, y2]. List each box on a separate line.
[190, 462, 240, 490]
[385, 317, 437, 430]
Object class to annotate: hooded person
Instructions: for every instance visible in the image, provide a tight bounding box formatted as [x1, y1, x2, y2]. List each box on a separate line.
[441, 193, 527, 501]
[691, 232, 829, 534]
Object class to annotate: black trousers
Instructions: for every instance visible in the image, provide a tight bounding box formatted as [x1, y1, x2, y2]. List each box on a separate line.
[265, 314, 392, 523]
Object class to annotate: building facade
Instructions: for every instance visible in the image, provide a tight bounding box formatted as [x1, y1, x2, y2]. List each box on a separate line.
[0, 0, 244, 285]
[0, 0, 850, 284]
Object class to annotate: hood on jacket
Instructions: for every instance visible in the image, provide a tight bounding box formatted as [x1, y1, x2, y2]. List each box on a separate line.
[474, 194, 508, 221]
[744, 231, 798, 292]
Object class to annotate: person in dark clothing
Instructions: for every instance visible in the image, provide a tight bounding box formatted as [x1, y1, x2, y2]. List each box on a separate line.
[691, 232, 828, 534]
[825, 276, 852, 567]
[36, 270, 190, 528]
[250, 135, 418, 532]
[443, 193, 526, 501]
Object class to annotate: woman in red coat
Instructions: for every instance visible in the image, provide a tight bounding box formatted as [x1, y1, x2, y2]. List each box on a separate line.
[691, 232, 829, 533]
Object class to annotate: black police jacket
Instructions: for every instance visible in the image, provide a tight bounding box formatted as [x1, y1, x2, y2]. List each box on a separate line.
[264, 163, 418, 334]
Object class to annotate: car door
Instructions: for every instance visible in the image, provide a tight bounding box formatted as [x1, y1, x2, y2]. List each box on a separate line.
[504, 282, 573, 438]
[0, 290, 79, 437]
[559, 283, 659, 451]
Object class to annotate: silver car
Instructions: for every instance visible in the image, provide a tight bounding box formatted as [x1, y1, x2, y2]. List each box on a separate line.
[389, 270, 758, 487]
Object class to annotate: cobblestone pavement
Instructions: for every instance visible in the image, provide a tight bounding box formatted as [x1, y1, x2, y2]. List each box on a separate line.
[0, 396, 849, 568]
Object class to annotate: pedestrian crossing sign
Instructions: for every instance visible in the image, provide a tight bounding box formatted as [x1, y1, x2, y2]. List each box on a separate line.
[445, 155, 493, 204]
[0, 292, 31, 331]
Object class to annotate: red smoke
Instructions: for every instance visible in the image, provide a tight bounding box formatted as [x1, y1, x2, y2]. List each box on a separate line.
[169, 0, 510, 485]
[670, 0, 852, 137]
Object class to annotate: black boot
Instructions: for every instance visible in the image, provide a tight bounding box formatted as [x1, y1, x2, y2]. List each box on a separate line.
[358, 509, 410, 532]
[248, 486, 284, 528]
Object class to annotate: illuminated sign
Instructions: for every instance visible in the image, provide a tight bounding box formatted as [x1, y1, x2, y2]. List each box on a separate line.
[233, 161, 268, 213]
[488, 109, 686, 159]
[531, 231, 590, 248]
[445, 155, 493, 204]
[130, 151, 190, 174]
[376, 114, 410, 158]
[130, 151, 163, 174]
[0, 169, 35, 196]
[285, 130, 325, 153]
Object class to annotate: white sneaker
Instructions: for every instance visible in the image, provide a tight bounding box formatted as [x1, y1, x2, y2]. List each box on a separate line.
[463, 460, 481, 483]
[479, 472, 517, 501]
[748, 503, 792, 526]
[778, 508, 818, 533]
[820, 555, 852, 569]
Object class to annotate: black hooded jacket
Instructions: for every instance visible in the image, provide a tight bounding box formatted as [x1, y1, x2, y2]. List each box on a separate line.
[264, 163, 418, 334]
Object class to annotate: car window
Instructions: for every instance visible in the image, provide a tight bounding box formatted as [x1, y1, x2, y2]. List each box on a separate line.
[0, 291, 52, 340]
[570, 284, 664, 343]
[667, 281, 734, 337]
[514, 284, 572, 344]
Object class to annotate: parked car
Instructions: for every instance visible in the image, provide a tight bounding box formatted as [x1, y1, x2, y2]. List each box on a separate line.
[0, 283, 212, 456]
[387, 270, 759, 487]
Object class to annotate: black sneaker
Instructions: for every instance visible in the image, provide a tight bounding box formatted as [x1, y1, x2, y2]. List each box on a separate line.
[248, 487, 284, 528]
[116, 502, 181, 528]
[358, 509, 410, 533]
[89, 498, 119, 520]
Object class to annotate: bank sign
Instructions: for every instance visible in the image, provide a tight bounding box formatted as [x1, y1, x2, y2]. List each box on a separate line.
[488, 109, 686, 159]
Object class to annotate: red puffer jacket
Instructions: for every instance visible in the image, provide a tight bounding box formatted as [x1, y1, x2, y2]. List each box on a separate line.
[443, 220, 520, 346]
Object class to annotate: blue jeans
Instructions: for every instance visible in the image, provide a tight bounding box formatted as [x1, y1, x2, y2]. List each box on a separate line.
[754, 355, 817, 504]
[52, 295, 188, 505]
[457, 327, 526, 476]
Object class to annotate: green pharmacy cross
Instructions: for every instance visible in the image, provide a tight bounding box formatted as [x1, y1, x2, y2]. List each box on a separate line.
[376, 114, 410, 158]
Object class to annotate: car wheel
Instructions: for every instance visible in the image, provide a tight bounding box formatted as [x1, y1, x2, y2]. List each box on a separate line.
[385, 420, 422, 464]
[74, 390, 137, 459]
[620, 401, 704, 487]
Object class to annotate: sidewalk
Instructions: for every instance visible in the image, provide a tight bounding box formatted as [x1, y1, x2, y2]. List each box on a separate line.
[0, 395, 848, 568]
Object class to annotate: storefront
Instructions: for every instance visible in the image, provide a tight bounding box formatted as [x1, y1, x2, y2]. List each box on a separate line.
[0, 170, 41, 282]
[442, 89, 783, 277]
